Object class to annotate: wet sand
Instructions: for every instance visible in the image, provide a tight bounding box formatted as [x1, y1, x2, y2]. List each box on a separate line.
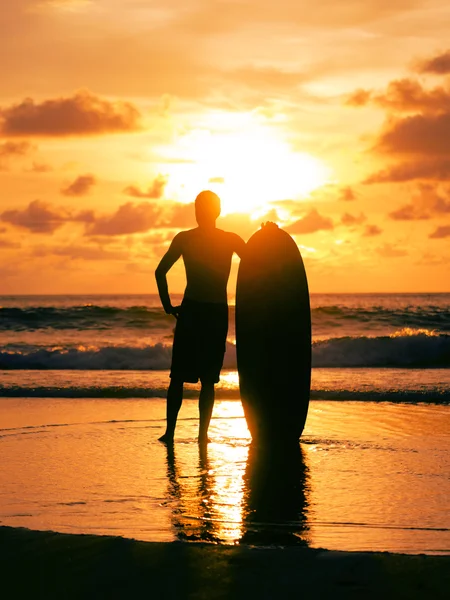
[1, 526, 448, 600]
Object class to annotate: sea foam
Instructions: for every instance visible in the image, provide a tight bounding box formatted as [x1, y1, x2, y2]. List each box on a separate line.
[1, 330, 449, 369]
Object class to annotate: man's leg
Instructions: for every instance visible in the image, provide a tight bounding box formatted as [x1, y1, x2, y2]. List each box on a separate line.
[159, 378, 183, 443]
[198, 380, 215, 443]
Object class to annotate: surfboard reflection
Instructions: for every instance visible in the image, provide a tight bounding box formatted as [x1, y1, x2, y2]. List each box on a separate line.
[241, 443, 310, 545]
[164, 442, 310, 546]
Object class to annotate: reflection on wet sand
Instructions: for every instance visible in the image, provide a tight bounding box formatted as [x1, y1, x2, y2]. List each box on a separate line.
[242, 443, 310, 545]
[164, 441, 310, 545]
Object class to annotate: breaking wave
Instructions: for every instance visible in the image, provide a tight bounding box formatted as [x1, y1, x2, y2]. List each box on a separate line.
[1, 330, 449, 369]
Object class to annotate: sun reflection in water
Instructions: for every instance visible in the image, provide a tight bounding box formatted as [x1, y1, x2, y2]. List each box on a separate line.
[164, 401, 310, 545]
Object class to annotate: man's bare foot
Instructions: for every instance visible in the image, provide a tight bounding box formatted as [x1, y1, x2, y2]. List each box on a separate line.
[158, 433, 174, 444]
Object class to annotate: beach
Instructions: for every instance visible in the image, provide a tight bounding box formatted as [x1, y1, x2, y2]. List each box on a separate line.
[1, 396, 448, 554]
[1, 525, 449, 600]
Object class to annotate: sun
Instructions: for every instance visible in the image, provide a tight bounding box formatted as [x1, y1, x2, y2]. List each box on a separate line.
[158, 116, 330, 215]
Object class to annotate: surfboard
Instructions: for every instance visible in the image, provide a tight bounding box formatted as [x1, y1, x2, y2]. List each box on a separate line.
[236, 223, 311, 445]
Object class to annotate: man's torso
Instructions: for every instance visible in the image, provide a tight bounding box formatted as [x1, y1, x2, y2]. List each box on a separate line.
[178, 227, 236, 304]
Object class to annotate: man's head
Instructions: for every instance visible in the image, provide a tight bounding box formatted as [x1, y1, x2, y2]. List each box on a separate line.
[195, 190, 221, 227]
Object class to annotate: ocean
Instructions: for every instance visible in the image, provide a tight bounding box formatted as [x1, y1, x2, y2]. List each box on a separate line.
[1, 292, 450, 399]
[0, 293, 449, 554]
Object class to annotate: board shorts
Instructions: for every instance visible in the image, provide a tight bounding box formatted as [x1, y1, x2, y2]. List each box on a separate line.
[170, 298, 228, 384]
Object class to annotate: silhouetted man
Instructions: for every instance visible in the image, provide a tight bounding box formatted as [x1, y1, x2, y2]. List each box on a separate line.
[155, 190, 245, 444]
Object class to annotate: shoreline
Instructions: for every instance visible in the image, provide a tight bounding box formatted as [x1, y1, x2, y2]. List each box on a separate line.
[1, 526, 449, 599]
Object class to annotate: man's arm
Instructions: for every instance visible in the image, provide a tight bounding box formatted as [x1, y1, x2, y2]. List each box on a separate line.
[155, 234, 183, 315]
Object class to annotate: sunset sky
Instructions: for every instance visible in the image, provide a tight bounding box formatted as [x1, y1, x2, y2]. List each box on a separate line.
[2, 0, 450, 294]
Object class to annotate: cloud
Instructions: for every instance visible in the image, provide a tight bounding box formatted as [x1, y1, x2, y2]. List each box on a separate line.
[0, 199, 94, 233]
[375, 112, 450, 156]
[339, 186, 357, 201]
[376, 243, 408, 258]
[162, 202, 197, 229]
[348, 79, 450, 114]
[341, 212, 366, 226]
[0, 200, 70, 233]
[302, 184, 359, 207]
[123, 175, 167, 199]
[375, 79, 450, 114]
[86, 202, 161, 236]
[0, 140, 33, 158]
[0, 140, 34, 169]
[26, 161, 53, 173]
[389, 204, 427, 220]
[82, 200, 201, 237]
[389, 204, 424, 221]
[429, 225, 450, 239]
[419, 50, 450, 75]
[208, 176, 225, 183]
[363, 224, 382, 237]
[388, 184, 450, 220]
[366, 158, 450, 183]
[346, 89, 372, 107]
[61, 174, 96, 196]
[286, 209, 334, 234]
[0, 90, 141, 137]
[0, 239, 21, 249]
[415, 252, 446, 266]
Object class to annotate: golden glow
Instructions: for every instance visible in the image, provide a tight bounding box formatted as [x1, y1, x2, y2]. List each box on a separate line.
[159, 116, 330, 215]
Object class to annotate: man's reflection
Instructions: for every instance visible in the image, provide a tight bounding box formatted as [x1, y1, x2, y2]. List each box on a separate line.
[164, 442, 310, 546]
[165, 443, 223, 542]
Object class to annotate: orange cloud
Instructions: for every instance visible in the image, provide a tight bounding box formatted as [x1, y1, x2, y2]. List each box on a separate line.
[419, 50, 450, 75]
[0, 238, 21, 249]
[286, 209, 334, 234]
[161, 202, 197, 229]
[346, 89, 373, 107]
[376, 243, 408, 258]
[86, 202, 161, 236]
[363, 224, 382, 237]
[123, 175, 167, 199]
[357, 74, 450, 182]
[389, 204, 429, 221]
[0, 140, 34, 169]
[366, 158, 450, 183]
[0, 199, 94, 233]
[429, 225, 450, 239]
[388, 184, 450, 220]
[380, 79, 450, 113]
[375, 112, 450, 156]
[341, 212, 366, 226]
[0, 91, 141, 137]
[61, 174, 96, 196]
[27, 161, 53, 173]
[0, 200, 69, 233]
[0, 140, 33, 157]
[348, 79, 450, 114]
[339, 186, 357, 201]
